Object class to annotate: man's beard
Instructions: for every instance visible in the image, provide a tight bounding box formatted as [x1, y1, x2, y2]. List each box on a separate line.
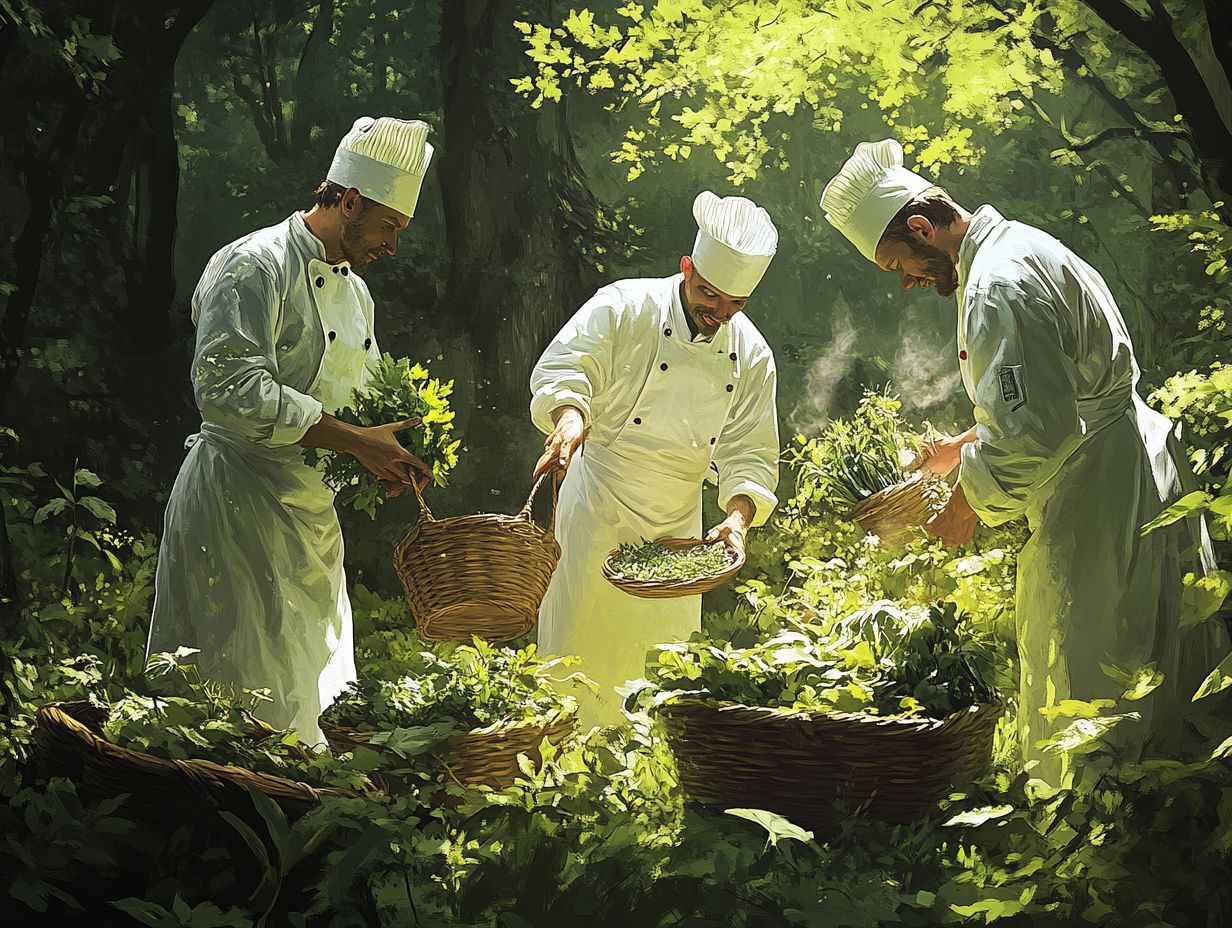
[909, 239, 959, 297]
[340, 218, 374, 273]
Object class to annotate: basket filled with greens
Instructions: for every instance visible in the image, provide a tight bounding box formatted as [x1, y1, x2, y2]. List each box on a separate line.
[308, 353, 461, 517]
[635, 600, 1003, 831]
[792, 389, 949, 549]
[32, 652, 359, 820]
[319, 641, 583, 793]
[602, 538, 744, 599]
[393, 473, 560, 642]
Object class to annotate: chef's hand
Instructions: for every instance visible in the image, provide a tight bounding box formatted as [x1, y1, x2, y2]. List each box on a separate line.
[533, 405, 586, 480]
[352, 418, 432, 491]
[910, 427, 977, 478]
[923, 484, 977, 546]
[704, 495, 755, 559]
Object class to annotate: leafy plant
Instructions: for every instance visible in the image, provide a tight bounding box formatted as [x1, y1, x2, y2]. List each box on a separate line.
[638, 599, 999, 720]
[32, 461, 118, 599]
[97, 649, 369, 790]
[307, 354, 462, 517]
[321, 640, 592, 777]
[787, 388, 938, 510]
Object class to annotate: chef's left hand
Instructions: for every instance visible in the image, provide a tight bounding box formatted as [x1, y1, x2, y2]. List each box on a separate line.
[704, 513, 747, 558]
[923, 484, 977, 546]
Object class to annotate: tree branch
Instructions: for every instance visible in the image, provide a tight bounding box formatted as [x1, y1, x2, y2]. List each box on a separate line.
[1066, 124, 1182, 152]
[1077, 0, 1232, 198]
[1014, 8, 1201, 200]
[1205, 0, 1232, 93]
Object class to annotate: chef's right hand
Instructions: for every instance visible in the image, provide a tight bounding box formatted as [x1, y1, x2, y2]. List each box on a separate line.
[352, 418, 432, 491]
[909, 427, 977, 478]
[533, 405, 586, 480]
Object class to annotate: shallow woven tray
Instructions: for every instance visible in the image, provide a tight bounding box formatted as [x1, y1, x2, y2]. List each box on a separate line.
[320, 710, 576, 791]
[849, 472, 947, 549]
[32, 702, 353, 819]
[656, 698, 1002, 832]
[393, 475, 560, 642]
[602, 538, 745, 599]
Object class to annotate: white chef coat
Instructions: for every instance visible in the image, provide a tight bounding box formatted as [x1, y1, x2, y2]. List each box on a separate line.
[531, 274, 780, 727]
[955, 205, 1229, 784]
[147, 212, 380, 747]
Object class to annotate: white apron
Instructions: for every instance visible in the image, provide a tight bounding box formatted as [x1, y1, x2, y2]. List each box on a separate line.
[958, 311, 1227, 786]
[149, 257, 372, 747]
[539, 300, 740, 728]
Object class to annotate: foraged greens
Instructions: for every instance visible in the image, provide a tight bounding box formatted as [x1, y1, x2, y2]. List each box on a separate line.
[307, 353, 461, 517]
[607, 540, 734, 583]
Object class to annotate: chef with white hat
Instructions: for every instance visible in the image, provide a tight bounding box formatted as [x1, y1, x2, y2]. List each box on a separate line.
[530, 191, 782, 728]
[821, 138, 1229, 784]
[148, 116, 437, 746]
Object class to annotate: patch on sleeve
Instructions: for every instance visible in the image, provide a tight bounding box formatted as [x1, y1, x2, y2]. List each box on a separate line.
[998, 365, 1026, 409]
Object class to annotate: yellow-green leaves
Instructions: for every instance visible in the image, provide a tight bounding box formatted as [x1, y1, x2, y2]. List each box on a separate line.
[509, 0, 1066, 183]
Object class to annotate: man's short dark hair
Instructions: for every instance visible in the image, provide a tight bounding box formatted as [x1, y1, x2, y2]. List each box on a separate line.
[311, 180, 372, 210]
[881, 187, 960, 247]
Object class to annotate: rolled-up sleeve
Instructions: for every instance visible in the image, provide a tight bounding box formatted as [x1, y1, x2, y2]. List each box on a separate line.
[959, 282, 1081, 525]
[713, 348, 780, 527]
[529, 288, 620, 434]
[191, 255, 323, 446]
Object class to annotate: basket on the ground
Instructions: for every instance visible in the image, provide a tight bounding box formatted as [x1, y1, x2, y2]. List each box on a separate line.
[394, 475, 560, 642]
[32, 702, 352, 819]
[848, 472, 948, 549]
[656, 698, 1002, 832]
[602, 538, 745, 599]
[319, 711, 576, 791]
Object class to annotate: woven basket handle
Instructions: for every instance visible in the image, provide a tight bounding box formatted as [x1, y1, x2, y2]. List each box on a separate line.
[517, 473, 558, 536]
[411, 478, 436, 522]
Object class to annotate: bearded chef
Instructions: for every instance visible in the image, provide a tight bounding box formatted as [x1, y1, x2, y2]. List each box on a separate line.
[530, 192, 782, 728]
[148, 116, 436, 746]
[820, 138, 1229, 784]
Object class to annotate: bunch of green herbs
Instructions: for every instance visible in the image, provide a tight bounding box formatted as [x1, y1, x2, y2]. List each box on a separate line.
[608, 539, 734, 582]
[788, 388, 919, 510]
[307, 353, 461, 517]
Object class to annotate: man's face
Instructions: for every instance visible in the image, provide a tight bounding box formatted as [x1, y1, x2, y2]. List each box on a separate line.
[875, 230, 959, 298]
[339, 192, 410, 275]
[680, 256, 749, 338]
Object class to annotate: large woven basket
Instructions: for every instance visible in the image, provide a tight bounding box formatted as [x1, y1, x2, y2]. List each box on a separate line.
[656, 699, 1002, 832]
[849, 472, 948, 549]
[319, 711, 576, 792]
[393, 475, 560, 642]
[32, 702, 353, 819]
[603, 538, 745, 599]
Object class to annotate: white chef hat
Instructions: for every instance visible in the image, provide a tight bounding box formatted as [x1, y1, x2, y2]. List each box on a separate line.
[690, 191, 779, 297]
[820, 139, 934, 262]
[327, 116, 434, 218]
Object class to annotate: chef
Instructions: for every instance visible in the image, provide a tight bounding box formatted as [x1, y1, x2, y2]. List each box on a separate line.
[529, 192, 782, 728]
[148, 116, 435, 746]
[820, 138, 1229, 784]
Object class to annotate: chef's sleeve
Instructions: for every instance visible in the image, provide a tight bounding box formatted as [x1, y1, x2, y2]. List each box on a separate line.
[529, 288, 620, 434]
[958, 282, 1082, 526]
[191, 254, 323, 446]
[713, 348, 780, 527]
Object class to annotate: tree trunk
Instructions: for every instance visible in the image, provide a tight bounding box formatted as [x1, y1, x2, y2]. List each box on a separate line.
[438, 0, 602, 414]
[1080, 0, 1232, 200]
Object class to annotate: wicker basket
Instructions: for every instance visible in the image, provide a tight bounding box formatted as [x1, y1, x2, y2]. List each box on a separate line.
[656, 699, 1002, 832]
[603, 537, 745, 599]
[319, 711, 576, 792]
[393, 475, 560, 642]
[848, 472, 948, 549]
[32, 702, 353, 819]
